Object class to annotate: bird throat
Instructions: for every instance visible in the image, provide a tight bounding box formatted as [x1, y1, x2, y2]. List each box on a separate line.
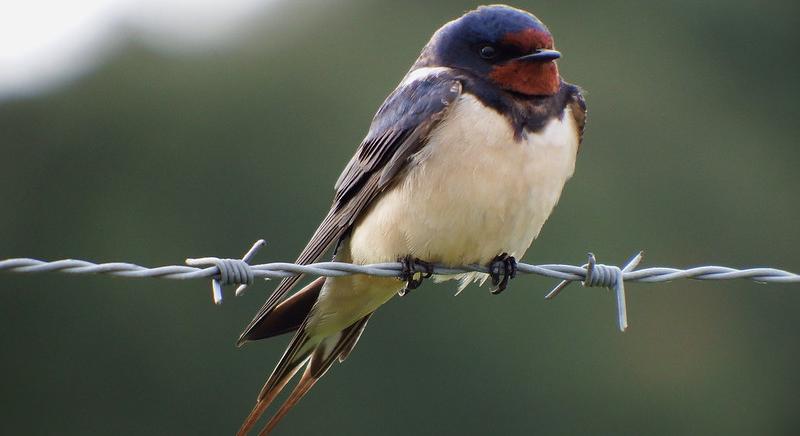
[489, 61, 560, 96]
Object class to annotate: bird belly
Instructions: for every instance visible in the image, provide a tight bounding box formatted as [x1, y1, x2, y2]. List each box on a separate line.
[307, 94, 580, 335]
[349, 93, 580, 267]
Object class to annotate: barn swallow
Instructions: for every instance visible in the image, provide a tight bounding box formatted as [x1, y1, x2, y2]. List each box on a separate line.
[236, 5, 586, 435]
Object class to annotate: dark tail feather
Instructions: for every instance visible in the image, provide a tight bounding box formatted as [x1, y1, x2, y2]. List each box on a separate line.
[241, 277, 325, 343]
[240, 314, 373, 436]
[237, 325, 315, 436]
[237, 363, 303, 436]
[236, 279, 326, 433]
[338, 313, 371, 363]
[238, 209, 347, 346]
[257, 354, 323, 436]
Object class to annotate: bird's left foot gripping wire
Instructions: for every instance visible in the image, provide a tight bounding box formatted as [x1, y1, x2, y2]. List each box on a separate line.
[398, 256, 434, 296]
[489, 253, 517, 295]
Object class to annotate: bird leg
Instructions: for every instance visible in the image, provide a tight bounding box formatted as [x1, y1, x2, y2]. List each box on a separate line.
[489, 253, 517, 294]
[398, 256, 434, 296]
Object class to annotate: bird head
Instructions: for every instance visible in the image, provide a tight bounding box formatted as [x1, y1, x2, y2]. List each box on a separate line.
[415, 5, 562, 96]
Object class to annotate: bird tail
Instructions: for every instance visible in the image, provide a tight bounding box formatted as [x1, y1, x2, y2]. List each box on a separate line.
[237, 313, 372, 436]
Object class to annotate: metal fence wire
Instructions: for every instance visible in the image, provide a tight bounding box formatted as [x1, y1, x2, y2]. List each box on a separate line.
[2, 239, 798, 331]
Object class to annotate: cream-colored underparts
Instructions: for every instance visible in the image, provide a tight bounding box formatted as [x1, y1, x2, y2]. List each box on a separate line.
[349, 93, 579, 267]
[308, 92, 580, 336]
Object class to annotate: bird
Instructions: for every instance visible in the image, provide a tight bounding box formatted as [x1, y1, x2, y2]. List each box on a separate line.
[236, 5, 586, 435]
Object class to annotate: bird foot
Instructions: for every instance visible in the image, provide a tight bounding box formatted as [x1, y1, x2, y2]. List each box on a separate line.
[489, 253, 517, 295]
[398, 256, 434, 296]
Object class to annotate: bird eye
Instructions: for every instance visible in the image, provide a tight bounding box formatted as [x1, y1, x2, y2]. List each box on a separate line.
[479, 45, 497, 60]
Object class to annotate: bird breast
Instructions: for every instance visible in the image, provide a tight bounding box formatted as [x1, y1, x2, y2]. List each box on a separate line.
[348, 93, 580, 268]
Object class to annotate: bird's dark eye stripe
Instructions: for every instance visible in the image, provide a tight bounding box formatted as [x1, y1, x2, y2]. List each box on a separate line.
[479, 45, 496, 59]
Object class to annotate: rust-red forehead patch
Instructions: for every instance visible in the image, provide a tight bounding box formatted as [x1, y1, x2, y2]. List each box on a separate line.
[502, 28, 554, 51]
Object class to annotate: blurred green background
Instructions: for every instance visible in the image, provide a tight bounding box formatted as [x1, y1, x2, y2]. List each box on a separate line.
[1, 1, 799, 435]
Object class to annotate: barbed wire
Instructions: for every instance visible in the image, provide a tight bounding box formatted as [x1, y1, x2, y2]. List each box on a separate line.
[1, 239, 798, 331]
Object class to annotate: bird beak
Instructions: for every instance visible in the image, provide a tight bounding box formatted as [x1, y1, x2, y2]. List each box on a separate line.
[515, 49, 561, 62]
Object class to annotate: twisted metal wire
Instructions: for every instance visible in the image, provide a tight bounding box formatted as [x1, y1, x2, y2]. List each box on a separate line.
[2, 239, 798, 331]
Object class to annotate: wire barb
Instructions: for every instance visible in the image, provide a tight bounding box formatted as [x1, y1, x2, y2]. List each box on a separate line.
[1, 246, 798, 330]
[185, 239, 266, 304]
[544, 252, 643, 331]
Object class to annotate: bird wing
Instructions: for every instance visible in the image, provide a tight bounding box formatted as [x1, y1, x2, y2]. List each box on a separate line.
[237, 69, 463, 345]
[565, 83, 587, 145]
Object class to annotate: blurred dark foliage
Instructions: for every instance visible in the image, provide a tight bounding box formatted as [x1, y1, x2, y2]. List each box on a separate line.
[1, 1, 798, 434]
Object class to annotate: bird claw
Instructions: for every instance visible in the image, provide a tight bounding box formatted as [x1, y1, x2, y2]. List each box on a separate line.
[398, 256, 433, 296]
[489, 253, 517, 294]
